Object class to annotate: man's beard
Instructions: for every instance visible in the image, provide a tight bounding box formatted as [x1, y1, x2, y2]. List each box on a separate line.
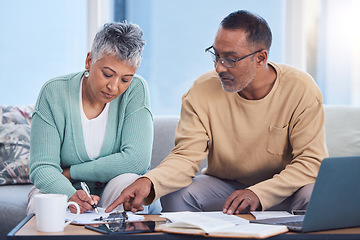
[219, 69, 256, 93]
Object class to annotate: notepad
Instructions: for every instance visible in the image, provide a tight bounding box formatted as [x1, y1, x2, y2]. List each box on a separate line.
[65, 207, 144, 225]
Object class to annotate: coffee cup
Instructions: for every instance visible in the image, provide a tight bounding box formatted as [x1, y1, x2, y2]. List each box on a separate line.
[34, 194, 80, 232]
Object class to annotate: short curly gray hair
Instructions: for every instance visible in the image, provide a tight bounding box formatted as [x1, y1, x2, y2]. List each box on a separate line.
[91, 21, 145, 68]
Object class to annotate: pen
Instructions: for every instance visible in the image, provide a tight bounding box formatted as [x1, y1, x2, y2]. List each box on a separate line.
[80, 181, 99, 213]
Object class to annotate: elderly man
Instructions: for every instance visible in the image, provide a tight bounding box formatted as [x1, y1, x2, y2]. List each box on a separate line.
[106, 10, 328, 215]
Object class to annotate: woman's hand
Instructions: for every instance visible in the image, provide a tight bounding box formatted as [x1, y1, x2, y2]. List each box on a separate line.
[68, 190, 100, 213]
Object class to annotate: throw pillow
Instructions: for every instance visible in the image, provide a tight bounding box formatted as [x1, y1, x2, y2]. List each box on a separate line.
[0, 105, 33, 185]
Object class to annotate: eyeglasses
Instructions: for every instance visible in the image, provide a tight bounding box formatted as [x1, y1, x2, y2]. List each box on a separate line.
[205, 46, 263, 68]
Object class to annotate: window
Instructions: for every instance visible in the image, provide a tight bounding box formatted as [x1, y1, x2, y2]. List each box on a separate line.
[316, 0, 360, 105]
[121, 0, 286, 115]
[0, 0, 88, 105]
[1, 0, 358, 115]
[285, 0, 360, 106]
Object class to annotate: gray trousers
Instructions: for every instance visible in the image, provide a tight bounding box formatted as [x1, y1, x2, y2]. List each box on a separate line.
[27, 173, 162, 215]
[161, 174, 314, 212]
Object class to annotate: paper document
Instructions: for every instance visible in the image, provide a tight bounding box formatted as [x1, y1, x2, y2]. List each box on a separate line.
[161, 211, 247, 232]
[250, 211, 293, 220]
[197, 211, 249, 225]
[66, 207, 144, 225]
[163, 211, 248, 226]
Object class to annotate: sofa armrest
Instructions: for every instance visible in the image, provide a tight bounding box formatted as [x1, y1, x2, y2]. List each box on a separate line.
[324, 105, 360, 157]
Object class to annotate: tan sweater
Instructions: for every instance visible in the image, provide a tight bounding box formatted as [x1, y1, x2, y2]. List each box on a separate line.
[145, 62, 328, 210]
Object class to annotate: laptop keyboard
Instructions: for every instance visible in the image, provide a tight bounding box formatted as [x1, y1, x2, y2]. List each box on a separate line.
[250, 215, 305, 231]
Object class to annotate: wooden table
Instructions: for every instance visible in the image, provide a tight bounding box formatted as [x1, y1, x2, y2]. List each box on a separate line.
[7, 214, 360, 240]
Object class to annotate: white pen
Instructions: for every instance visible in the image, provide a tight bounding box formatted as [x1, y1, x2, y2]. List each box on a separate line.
[80, 181, 99, 213]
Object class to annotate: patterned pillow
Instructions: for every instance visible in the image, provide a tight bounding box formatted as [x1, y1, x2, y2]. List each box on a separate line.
[0, 105, 34, 185]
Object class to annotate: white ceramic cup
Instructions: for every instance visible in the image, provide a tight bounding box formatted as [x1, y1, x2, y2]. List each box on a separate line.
[34, 194, 80, 232]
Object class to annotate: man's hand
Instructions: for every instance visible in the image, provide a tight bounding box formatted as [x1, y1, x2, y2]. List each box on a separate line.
[223, 189, 260, 214]
[68, 190, 100, 213]
[105, 177, 152, 213]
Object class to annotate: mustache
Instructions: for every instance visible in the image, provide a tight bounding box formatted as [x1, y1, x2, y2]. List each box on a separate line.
[219, 72, 233, 80]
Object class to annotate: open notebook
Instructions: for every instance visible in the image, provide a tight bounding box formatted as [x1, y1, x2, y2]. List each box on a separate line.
[251, 156, 360, 232]
[158, 211, 288, 238]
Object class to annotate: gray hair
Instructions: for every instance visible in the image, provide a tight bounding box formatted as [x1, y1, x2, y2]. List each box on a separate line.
[91, 21, 145, 68]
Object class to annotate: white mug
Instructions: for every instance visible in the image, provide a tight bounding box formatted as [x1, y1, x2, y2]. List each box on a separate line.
[35, 194, 80, 232]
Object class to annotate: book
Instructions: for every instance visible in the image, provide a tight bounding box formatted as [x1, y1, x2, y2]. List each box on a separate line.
[157, 211, 288, 239]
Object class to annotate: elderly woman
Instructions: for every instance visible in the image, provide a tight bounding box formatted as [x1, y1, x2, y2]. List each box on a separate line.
[27, 22, 161, 214]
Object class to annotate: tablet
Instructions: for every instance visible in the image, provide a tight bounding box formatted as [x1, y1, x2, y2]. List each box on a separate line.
[85, 221, 156, 234]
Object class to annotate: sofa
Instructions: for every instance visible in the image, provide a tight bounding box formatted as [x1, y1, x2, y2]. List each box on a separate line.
[1, 105, 360, 240]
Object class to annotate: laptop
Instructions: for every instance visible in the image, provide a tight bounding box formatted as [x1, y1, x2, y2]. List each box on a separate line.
[251, 156, 360, 232]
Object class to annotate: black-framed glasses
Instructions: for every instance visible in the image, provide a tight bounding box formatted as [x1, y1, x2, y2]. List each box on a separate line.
[205, 46, 263, 68]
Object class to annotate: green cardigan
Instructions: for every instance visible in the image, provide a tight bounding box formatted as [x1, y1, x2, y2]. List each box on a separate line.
[29, 71, 153, 198]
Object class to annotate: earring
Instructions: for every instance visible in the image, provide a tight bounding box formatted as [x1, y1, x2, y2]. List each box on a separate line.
[84, 70, 89, 78]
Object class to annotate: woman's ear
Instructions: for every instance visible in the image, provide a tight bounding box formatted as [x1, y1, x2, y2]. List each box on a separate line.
[85, 52, 92, 70]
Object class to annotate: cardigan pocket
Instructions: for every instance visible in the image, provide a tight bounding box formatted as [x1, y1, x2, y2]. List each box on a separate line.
[267, 125, 289, 155]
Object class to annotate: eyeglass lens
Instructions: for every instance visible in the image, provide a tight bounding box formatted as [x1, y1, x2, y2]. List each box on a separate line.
[206, 48, 237, 68]
[206, 46, 262, 68]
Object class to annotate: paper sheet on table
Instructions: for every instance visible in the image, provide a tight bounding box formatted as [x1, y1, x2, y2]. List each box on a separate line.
[66, 207, 144, 225]
[162, 211, 249, 225]
[250, 211, 293, 220]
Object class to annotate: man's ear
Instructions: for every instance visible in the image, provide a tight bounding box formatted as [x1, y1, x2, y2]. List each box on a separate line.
[256, 50, 268, 66]
[85, 52, 92, 70]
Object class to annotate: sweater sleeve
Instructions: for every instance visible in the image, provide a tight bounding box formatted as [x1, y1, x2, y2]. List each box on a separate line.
[248, 98, 328, 210]
[29, 87, 77, 199]
[70, 77, 153, 182]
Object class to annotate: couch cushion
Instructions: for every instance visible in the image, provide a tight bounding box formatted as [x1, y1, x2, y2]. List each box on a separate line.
[0, 105, 33, 185]
[324, 105, 360, 157]
[0, 184, 33, 239]
[151, 116, 179, 169]
[151, 116, 208, 172]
